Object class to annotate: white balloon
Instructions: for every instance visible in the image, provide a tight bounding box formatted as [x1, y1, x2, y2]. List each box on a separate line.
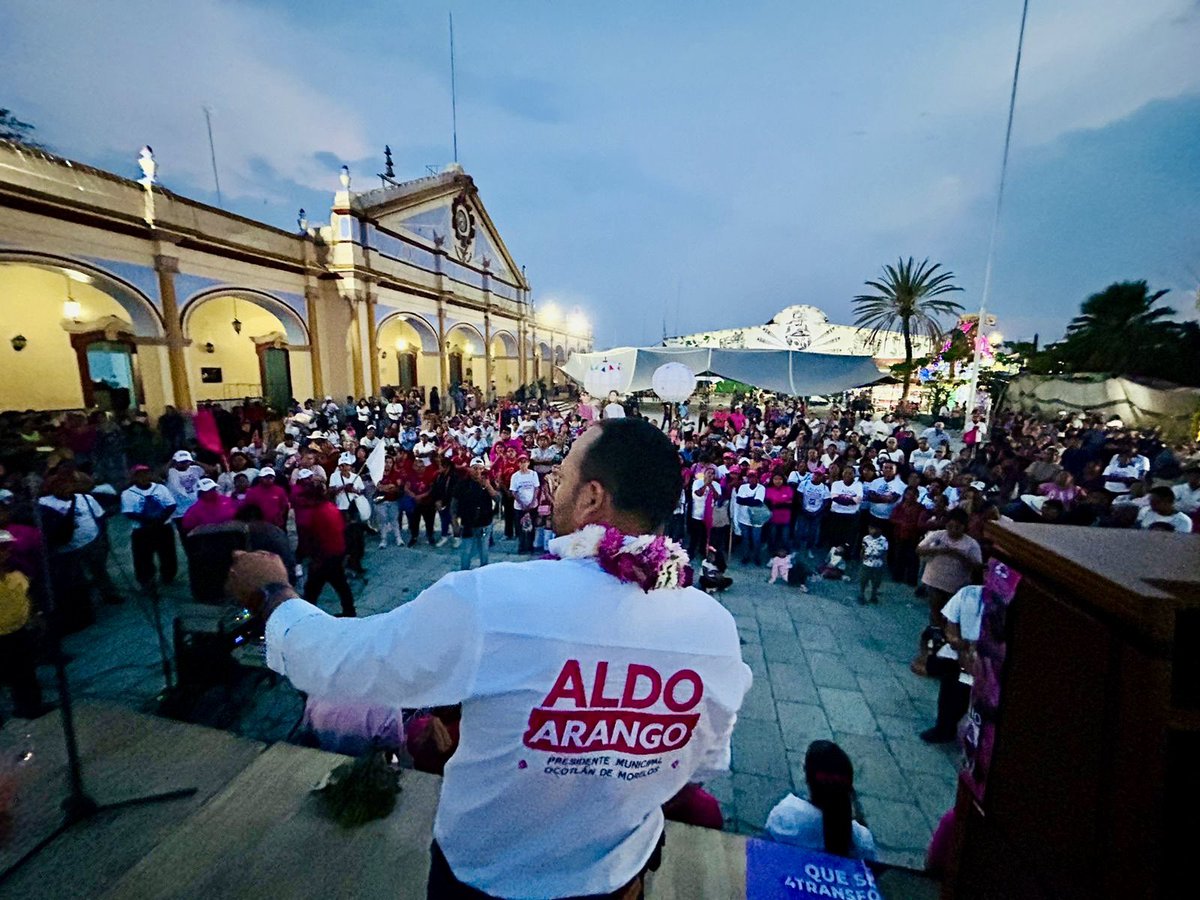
[583, 359, 624, 397]
[651, 362, 696, 403]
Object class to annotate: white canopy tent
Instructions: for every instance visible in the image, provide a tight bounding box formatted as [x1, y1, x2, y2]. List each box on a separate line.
[561, 347, 885, 397]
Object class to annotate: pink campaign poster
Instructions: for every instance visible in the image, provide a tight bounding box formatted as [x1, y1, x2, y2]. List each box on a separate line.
[959, 558, 1022, 803]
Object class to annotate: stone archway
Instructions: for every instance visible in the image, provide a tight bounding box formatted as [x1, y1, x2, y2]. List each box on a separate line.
[490, 330, 519, 396]
[0, 258, 164, 412]
[181, 291, 313, 408]
[445, 322, 486, 388]
[377, 312, 440, 397]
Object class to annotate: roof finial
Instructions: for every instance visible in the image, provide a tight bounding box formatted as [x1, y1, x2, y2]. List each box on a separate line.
[384, 145, 394, 178]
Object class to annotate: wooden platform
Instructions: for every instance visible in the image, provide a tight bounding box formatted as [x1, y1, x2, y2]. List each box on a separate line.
[1, 702, 936, 898]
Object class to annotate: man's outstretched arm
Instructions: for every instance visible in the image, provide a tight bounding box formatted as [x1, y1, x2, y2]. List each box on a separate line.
[228, 551, 483, 709]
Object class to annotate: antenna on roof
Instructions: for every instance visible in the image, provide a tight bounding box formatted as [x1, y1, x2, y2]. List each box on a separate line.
[202, 105, 222, 207]
[449, 12, 459, 164]
[379, 145, 399, 188]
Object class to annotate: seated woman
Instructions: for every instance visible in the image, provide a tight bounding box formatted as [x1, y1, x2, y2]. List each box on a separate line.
[765, 740, 877, 860]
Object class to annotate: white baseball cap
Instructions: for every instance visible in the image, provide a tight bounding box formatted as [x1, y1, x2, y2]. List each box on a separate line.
[470, 456, 488, 467]
[295, 468, 315, 480]
[0, 489, 14, 504]
[258, 466, 276, 478]
[0, 529, 14, 544]
[172, 450, 194, 463]
[338, 452, 355, 466]
[197, 478, 218, 492]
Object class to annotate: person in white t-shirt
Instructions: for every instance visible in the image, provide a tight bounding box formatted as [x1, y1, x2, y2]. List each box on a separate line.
[766, 740, 877, 860]
[509, 456, 541, 554]
[920, 581, 984, 743]
[603, 391, 626, 420]
[227, 418, 751, 899]
[1102, 448, 1146, 494]
[1137, 487, 1194, 533]
[1171, 467, 1200, 515]
[826, 469, 863, 552]
[909, 436, 935, 473]
[165, 450, 207, 525]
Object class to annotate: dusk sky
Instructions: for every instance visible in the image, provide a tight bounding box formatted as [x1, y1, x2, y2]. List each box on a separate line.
[5, 0, 1198, 348]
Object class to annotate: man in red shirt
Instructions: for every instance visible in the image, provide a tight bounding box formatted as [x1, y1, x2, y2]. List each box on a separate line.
[243, 467, 290, 531]
[294, 474, 355, 617]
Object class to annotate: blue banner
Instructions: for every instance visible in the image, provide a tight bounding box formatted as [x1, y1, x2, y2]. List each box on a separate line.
[746, 839, 883, 899]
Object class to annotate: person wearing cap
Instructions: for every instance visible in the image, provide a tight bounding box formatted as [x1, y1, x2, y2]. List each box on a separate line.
[165, 450, 207, 531]
[121, 465, 178, 588]
[454, 457, 501, 569]
[413, 431, 438, 459]
[330, 453, 368, 575]
[0, 529, 50, 722]
[243, 467, 291, 532]
[360, 425, 381, 452]
[293, 476, 357, 617]
[217, 451, 258, 498]
[509, 455, 541, 554]
[180, 478, 237, 536]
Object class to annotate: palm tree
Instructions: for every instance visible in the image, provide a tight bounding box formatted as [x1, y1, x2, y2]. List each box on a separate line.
[852, 257, 964, 400]
[1060, 281, 1173, 375]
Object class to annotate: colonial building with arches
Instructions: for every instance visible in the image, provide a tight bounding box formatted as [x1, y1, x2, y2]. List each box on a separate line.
[0, 141, 591, 416]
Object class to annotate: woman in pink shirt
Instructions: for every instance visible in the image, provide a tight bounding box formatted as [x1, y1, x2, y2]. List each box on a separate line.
[1038, 470, 1081, 509]
[763, 471, 795, 555]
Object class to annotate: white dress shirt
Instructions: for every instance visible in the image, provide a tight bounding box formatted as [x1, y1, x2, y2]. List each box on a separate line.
[266, 555, 751, 898]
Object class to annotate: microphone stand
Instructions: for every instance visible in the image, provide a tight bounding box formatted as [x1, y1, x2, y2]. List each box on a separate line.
[0, 480, 198, 887]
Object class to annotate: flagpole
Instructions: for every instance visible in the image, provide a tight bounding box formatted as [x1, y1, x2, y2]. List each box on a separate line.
[964, 0, 1030, 419]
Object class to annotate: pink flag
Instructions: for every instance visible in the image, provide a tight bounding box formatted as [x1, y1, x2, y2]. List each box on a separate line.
[194, 408, 227, 466]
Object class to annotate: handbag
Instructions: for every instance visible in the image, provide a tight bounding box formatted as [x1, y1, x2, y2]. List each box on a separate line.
[748, 506, 772, 528]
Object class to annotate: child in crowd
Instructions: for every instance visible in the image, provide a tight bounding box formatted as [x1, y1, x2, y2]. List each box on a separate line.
[820, 544, 848, 580]
[699, 547, 733, 593]
[858, 521, 888, 605]
[768, 546, 791, 585]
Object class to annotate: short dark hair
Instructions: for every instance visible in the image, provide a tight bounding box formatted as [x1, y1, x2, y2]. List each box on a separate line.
[579, 419, 682, 531]
[947, 508, 969, 526]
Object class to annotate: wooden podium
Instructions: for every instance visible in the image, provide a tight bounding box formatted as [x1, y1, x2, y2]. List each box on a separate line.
[946, 523, 1199, 899]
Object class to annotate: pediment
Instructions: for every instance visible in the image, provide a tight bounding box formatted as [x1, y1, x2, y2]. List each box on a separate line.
[360, 174, 523, 286]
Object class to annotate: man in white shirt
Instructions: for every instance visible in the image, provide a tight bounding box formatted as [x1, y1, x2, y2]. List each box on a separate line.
[1172, 467, 1200, 515]
[227, 418, 750, 898]
[165, 450, 206, 526]
[120, 464, 178, 587]
[921, 581, 984, 743]
[1102, 448, 1145, 495]
[877, 437, 906, 467]
[603, 391, 627, 420]
[39, 474, 120, 626]
[1137, 487, 1194, 533]
[909, 436, 935, 473]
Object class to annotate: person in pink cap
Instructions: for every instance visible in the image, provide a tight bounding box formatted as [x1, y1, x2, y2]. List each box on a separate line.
[180, 478, 237, 536]
[243, 467, 290, 531]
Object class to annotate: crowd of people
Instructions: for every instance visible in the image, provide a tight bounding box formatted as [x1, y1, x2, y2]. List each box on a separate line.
[2, 382, 1198, 875]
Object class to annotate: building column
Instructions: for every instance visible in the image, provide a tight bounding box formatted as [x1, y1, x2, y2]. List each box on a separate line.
[436, 294, 449, 398]
[304, 286, 325, 399]
[154, 252, 192, 411]
[366, 289, 381, 396]
[517, 321, 527, 387]
[483, 309, 493, 400]
[348, 293, 365, 398]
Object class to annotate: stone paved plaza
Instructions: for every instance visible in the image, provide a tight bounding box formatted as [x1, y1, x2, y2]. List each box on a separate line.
[32, 517, 956, 871]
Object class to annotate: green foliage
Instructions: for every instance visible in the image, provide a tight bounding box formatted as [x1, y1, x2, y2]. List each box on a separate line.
[316, 748, 402, 828]
[852, 257, 964, 400]
[0, 107, 42, 148]
[1000, 281, 1200, 387]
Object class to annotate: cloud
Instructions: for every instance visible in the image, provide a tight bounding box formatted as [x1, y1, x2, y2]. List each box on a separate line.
[0, 0, 372, 199]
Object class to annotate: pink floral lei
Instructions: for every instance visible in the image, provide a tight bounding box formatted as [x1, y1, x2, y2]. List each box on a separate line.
[545, 524, 693, 592]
